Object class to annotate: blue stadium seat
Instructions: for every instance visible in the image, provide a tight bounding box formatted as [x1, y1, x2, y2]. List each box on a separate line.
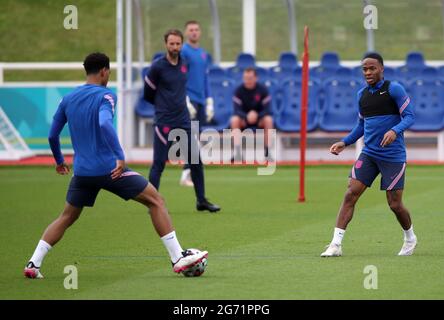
[206, 52, 213, 66]
[406, 51, 426, 69]
[226, 53, 256, 84]
[235, 53, 256, 69]
[311, 52, 341, 81]
[151, 51, 164, 62]
[141, 66, 150, 79]
[263, 79, 283, 116]
[256, 66, 270, 82]
[270, 66, 302, 84]
[135, 95, 155, 119]
[292, 67, 303, 80]
[352, 66, 363, 78]
[319, 79, 362, 132]
[421, 67, 438, 81]
[226, 66, 244, 85]
[383, 66, 396, 80]
[438, 66, 444, 79]
[334, 67, 352, 79]
[208, 66, 227, 83]
[274, 79, 320, 132]
[278, 52, 298, 71]
[320, 52, 340, 68]
[136, 67, 155, 119]
[395, 51, 427, 83]
[203, 79, 235, 131]
[269, 51, 298, 80]
[311, 67, 331, 81]
[409, 77, 444, 131]
[395, 67, 425, 83]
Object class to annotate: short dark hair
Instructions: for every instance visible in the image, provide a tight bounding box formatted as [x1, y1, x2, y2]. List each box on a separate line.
[164, 29, 183, 43]
[185, 20, 199, 28]
[243, 67, 257, 76]
[362, 52, 384, 66]
[83, 52, 110, 75]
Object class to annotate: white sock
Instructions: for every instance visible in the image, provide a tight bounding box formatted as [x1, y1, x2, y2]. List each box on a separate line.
[161, 231, 183, 263]
[181, 168, 191, 181]
[29, 240, 52, 268]
[332, 227, 346, 246]
[403, 225, 416, 241]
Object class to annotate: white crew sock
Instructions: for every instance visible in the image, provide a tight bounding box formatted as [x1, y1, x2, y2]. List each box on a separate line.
[29, 240, 52, 268]
[181, 168, 191, 181]
[161, 231, 183, 263]
[332, 227, 346, 246]
[403, 225, 416, 241]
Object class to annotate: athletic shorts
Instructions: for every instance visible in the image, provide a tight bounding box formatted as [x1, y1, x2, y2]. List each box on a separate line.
[66, 168, 149, 207]
[349, 153, 406, 190]
[235, 113, 271, 128]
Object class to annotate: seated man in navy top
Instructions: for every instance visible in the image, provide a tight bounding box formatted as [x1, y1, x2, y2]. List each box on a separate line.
[230, 67, 274, 162]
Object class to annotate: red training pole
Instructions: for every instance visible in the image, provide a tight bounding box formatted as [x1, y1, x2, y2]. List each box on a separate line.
[298, 26, 309, 202]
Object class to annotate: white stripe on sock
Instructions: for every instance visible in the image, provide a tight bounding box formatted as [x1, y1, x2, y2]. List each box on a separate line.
[29, 240, 52, 268]
[161, 231, 183, 263]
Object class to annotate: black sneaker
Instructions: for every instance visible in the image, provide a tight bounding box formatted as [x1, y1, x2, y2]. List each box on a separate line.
[196, 198, 221, 213]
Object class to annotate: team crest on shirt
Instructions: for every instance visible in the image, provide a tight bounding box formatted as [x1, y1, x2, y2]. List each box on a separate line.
[162, 126, 171, 134]
[255, 94, 261, 102]
[181, 65, 187, 73]
[201, 52, 207, 60]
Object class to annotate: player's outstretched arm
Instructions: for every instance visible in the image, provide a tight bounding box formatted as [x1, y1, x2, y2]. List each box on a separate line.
[98, 104, 125, 180]
[143, 65, 159, 104]
[330, 141, 346, 155]
[330, 115, 364, 155]
[56, 162, 70, 175]
[340, 117, 364, 148]
[48, 117, 67, 172]
[111, 159, 125, 180]
[389, 82, 415, 137]
[337, 88, 366, 153]
[380, 129, 397, 147]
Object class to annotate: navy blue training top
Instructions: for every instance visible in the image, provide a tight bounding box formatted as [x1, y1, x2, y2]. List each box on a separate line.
[143, 55, 191, 128]
[232, 83, 272, 118]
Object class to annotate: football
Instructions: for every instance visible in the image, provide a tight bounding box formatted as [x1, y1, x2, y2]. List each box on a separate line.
[182, 248, 208, 277]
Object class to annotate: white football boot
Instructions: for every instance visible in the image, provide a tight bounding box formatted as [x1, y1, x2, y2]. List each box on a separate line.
[173, 250, 208, 273]
[398, 236, 417, 256]
[320, 243, 342, 257]
[24, 262, 44, 279]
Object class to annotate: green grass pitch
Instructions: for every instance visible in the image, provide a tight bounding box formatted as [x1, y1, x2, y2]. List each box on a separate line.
[0, 165, 443, 299]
